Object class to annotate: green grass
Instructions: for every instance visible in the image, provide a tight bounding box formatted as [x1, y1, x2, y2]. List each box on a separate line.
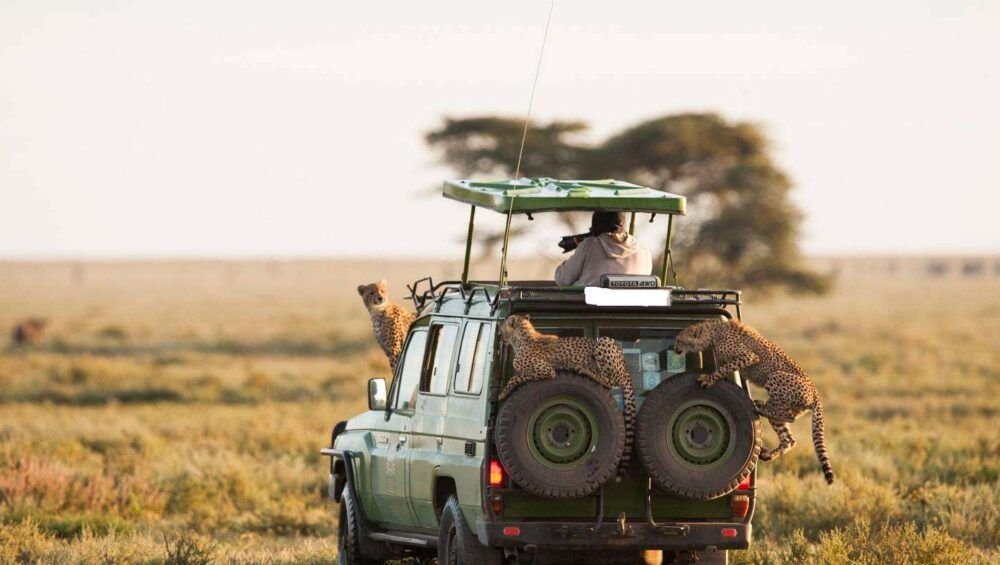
[0, 260, 997, 562]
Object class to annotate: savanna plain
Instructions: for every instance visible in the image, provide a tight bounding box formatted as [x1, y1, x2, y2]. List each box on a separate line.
[0, 259, 996, 564]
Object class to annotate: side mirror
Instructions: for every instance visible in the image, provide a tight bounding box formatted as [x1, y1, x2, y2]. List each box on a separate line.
[368, 378, 388, 411]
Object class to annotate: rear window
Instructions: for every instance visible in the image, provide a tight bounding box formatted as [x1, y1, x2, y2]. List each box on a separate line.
[502, 322, 585, 380]
[598, 328, 700, 396]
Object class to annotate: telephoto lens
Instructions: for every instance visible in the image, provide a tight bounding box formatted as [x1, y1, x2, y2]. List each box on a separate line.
[557, 232, 591, 253]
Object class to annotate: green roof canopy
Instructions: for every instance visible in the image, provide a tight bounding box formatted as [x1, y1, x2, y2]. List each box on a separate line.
[443, 177, 686, 215]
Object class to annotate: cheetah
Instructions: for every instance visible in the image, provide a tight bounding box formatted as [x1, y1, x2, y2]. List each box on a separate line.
[357, 280, 415, 371]
[674, 319, 835, 484]
[11, 318, 47, 347]
[498, 314, 637, 469]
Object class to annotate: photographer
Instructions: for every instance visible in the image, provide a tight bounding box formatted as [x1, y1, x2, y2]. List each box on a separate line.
[554, 211, 652, 286]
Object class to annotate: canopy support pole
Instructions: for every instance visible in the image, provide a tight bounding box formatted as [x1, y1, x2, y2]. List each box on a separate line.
[628, 212, 636, 236]
[661, 214, 674, 286]
[499, 211, 513, 287]
[461, 205, 476, 285]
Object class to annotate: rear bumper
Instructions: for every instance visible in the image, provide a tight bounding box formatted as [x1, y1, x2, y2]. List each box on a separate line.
[477, 520, 750, 551]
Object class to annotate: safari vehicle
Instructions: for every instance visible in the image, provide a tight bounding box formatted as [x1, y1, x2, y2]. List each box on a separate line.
[323, 178, 760, 564]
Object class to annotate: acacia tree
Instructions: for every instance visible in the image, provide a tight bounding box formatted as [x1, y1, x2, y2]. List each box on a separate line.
[426, 113, 828, 294]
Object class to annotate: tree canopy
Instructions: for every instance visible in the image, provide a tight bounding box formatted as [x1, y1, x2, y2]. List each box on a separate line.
[426, 113, 828, 294]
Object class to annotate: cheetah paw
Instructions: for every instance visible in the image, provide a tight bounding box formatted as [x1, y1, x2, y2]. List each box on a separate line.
[697, 374, 717, 388]
[758, 450, 773, 462]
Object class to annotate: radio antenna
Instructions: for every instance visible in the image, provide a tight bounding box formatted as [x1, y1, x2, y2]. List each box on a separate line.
[513, 0, 556, 181]
[500, 0, 556, 286]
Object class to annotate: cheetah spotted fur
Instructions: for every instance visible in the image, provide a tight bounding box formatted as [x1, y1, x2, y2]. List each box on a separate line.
[498, 314, 637, 471]
[675, 319, 835, 484]
[357, 279, 415, 371]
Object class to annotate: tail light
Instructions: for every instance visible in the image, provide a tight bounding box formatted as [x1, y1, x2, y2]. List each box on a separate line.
[736, 474, 753, 491]
[721, 528, 738, 538]
[731, 494, 750, 519]
[489, 459, 506, 487]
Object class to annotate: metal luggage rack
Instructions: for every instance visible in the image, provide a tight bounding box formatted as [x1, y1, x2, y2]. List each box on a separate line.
[406, 277, 494, 313]
[496, 284, 741, 304]
[407, 277, 742, 317]
[497, 284, 743, 317]
[671, 288, 743, 318]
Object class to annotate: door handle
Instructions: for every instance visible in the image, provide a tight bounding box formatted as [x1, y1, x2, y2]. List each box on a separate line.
[399, 436, 407, 444]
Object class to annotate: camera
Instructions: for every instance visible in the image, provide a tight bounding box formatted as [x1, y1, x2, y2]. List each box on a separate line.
[557, 232, 592, 253]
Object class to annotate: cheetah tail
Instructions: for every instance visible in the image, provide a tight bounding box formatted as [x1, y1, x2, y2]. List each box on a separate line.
[811, 399, 835, 484]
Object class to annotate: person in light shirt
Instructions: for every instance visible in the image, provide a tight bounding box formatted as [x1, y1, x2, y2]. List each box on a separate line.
[554, 211, 652, 287]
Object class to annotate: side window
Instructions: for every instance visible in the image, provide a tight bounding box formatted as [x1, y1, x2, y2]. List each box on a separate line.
[421, 324, 458, 395]
[454, 321, 491, 395]
[393, 329, 427, 410]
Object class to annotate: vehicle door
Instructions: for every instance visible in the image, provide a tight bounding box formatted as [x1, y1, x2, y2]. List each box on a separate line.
[407, 318, 460, 529]
[443, 319, 495, 523]
[368, 326, 426, 529]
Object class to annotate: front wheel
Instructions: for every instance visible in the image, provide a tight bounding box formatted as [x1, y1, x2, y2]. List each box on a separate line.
[338, 487, 380, 565]
[437, 495, 502, 565]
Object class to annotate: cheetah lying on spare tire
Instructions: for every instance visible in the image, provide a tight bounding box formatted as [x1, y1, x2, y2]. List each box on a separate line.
[498, 314, 637, 469]
[674, 319, 835, 484]
[357, 279, 415, 371]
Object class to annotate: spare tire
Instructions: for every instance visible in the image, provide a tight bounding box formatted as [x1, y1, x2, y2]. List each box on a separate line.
[636, 372, 761, 500]
[496, 372, 625, 498]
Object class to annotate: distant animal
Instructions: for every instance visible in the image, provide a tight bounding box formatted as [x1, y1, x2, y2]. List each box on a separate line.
[357, 279, 415, 370]
[674, 319, 835, 484]
[11, 317, 48, 347]
[498, 314, 637, 468]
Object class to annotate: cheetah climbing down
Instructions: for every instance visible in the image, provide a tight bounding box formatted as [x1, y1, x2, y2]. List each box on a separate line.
[357, 279, 415, 371]
[674, 319, 835, 484]
[498, 314, 637, 468]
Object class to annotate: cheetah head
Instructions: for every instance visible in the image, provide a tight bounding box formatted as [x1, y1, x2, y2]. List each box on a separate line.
[674, 321, 713, 353]
[499, 314, 534, 345]
[357, 279, 389, 310]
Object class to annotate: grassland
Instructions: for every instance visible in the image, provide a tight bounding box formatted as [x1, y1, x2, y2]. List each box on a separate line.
[0, 259, 997, 563]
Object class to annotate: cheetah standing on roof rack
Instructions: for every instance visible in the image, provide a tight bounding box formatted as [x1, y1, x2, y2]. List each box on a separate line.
[498, 314, 637, 469]
[358, 279, 415, 371]
[674, 319, 835, 484]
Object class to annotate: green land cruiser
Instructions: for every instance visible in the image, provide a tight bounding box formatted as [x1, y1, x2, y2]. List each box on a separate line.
[323, 178, 761, 564]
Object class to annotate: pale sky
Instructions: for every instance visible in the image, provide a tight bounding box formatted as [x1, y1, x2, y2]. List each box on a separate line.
[1, 0, 998, 259]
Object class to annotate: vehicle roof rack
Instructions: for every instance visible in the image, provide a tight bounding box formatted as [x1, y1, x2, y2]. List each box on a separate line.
[408, 278, 742, 319]
[498, 285, 742, 318]
[407, 277, 494, 314]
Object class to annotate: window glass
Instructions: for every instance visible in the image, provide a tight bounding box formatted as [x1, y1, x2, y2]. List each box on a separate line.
[541, 326, 586, 338]
[394, 330, 427, 410]
[598, 328, 701, 396]
[503, 324, 585, 377]
[454, 322, 491, 395]
[421, 324, 458, 395]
